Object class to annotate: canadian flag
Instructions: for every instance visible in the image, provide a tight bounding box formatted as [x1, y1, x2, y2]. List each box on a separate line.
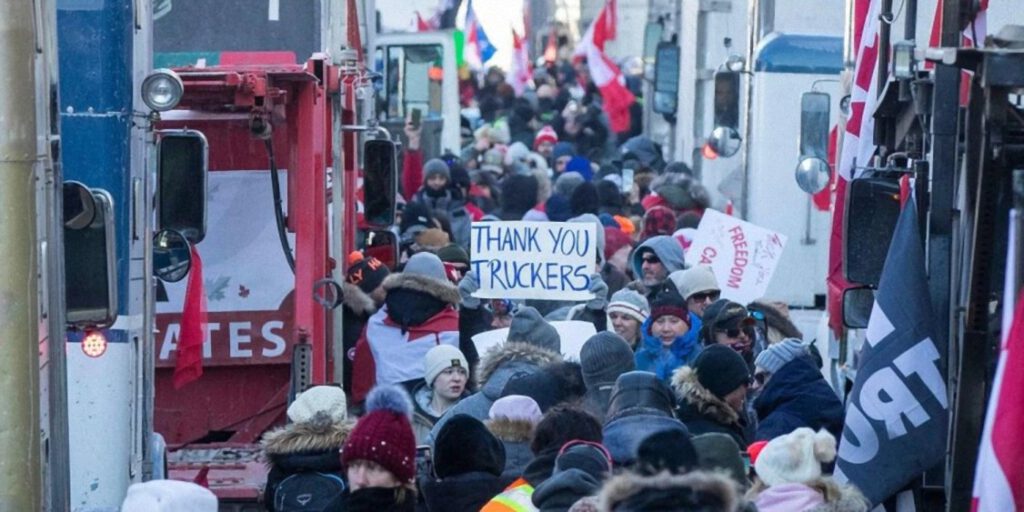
[507, 30, 531, 96]
[415, 11, 434, 32]
[572, 0, 634, 133]
[926, 0, 988, 105]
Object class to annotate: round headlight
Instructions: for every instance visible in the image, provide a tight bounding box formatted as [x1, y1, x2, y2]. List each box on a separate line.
[142, 69, 184, 112]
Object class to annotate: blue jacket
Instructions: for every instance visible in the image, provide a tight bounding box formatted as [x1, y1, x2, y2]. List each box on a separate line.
[753, 356, 844, 442]
[635, 313, 703, 383]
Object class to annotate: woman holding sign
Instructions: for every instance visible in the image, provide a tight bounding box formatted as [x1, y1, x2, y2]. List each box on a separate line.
[634, 288, 702, 383]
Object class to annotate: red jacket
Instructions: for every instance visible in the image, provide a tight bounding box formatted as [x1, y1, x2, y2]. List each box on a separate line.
[402, 149, 423, 201]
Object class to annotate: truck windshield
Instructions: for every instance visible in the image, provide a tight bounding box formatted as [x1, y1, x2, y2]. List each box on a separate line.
[381, 44, 444, 120]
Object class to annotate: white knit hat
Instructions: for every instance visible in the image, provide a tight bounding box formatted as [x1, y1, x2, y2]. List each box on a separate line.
[121, 480, 217, 512]
[754, 428, 837, 487]
[669, 265, 720, 300]
[489, 395, 543, 425]
[606, 289, 650, 323]
[423, 344, 468, 388]
[286, 385, 348, 423]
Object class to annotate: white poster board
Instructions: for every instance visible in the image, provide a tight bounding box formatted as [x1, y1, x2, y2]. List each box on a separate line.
[686, 209, 788, 305]
[470, 221, 597, 301]
[471, 321, 598, 361]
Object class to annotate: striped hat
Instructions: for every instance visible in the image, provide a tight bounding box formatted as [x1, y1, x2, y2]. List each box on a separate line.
[607, 289, 650, 323]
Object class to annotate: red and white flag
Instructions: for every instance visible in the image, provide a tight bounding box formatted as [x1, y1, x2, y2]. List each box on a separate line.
[837, 0, 881, 180]
[926, 0, 988, 105]
[972, 208, 1024, 511]
[572, 0, 634, 133]
[507, 30, 531, 96]
[415, 11, 435, 32]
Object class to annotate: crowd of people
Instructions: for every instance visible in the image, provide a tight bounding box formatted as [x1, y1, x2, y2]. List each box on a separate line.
[236, 61, 870, 512]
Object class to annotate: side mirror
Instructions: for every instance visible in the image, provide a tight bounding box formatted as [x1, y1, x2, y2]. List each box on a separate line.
[360, 229, 399, 270]
[153, 229, 192, 283]
[642, 22, 664, 65]
[842, 286, 875, 329]
[707, 71, 742, 158]
[158, 130, 208, 243]
[843, 175, 901, 286]
[795, 91, 832, 194]
[363, 139, 398, 226]
[63, 181, 96, 230]
[65, 189, 117, 329]
[653, 42, 680, 115]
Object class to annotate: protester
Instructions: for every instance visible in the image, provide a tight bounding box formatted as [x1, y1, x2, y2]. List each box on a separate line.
[409, 345, 470, 443]
[579, 332, 637, 422]
[629, 235, 687, 299]
[749, 428, 869, 512]
[262, 386, 352, 511]
[532, 442, 613, 512]
[598, 470, 741, 512]
[605, 289, 650, 350]
[487, 395, 545, 479]
[501, 361, 588, 413]
[673, 345, 753, 448]
[350, 253, 461, 403]
[669, 266, 721, 320]
[701, 299, 757, 370]
[422, 415, 510, 512]
[635, 288, 700, 382]
[535, 125, 559, 159]
[343, 253, 390, 396]
[602, 371, 689, 467]
[752, 339, 844, 442]
[341, 385, 418, 511]
[691, 433, 750, 488]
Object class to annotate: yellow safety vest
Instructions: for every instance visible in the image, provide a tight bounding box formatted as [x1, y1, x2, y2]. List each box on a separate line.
[480, 477, 537, 512]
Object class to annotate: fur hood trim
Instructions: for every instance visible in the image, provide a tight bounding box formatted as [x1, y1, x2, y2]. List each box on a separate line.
[485, 418, 535, 443]
[342, 282, 377, 315]
[382, 272, 460, 305]
[599, 471, 739, 511]
[476, 341, 562, 387]
[261, 417, 355, 463]
[807, 479, 870, 512]
[671, 366, 741, 425]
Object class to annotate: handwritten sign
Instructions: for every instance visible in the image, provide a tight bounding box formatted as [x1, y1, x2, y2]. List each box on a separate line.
[471, 321, 598, 361]
[471, 221, 597, 301]
[686, 209, 787, 305]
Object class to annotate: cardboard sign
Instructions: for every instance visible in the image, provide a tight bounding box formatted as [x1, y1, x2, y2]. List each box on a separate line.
[470, 221, 597, 301]
[471, 321, 598, 361]
[686, 209, 788, 305]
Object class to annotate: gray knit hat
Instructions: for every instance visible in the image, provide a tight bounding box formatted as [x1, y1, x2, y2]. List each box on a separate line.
[554, 171, 585, 198]
[606, 289, 650, 323]
[580, 332, 636, 388]
[754, 338, 809, 374]
[423, 158, 451, 181]
[507, 306, 561, 353]
[402, 252, 449, 283]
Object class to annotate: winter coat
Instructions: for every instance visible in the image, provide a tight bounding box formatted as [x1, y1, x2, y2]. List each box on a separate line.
[634, 317, 702, 383]
[598, 471, 741, 512]
[427, 342, 562, 445]
[753, 479, 870, 512]
[533, 469, 603, 512]
[487, 417, 537, 479]
[342, 283, 378, 396]
[601, 371, 686, 466]
[402, 149, 423, 201]
[753, 357, 844, 442]
[347, 487, 416, 512]
[422, 472, 514, 512]
[409, 381, 467, 444]
[351, 272, 461, 403]
[643, 172, 711, 215]
[261, 417, 354, 511]
[672, 366, 752, 449]
[412, 188, 471, 250]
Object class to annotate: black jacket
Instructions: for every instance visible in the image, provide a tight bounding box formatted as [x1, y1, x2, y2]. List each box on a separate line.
[421, 472, 514, 512]
[261, 418, 354, 511]
[347, 487, 416, 512]
[753, 356, 844, 442]
[342, 283, 378, 396]
[671, 367, 752, 449]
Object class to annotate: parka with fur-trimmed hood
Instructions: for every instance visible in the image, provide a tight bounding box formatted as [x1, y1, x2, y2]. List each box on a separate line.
[427, 341, 562, 446]
[598, 470, 743, 511]
[351, 256, 462, 403]
[486, 415, 536, 479]
[672, 366, 752, 449]
[261, 416, 355, 511]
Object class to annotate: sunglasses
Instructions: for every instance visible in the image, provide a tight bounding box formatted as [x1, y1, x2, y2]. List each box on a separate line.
[690, 291, 721, 302]
[641, 254, 661, 264]
[753, 371, 771, 386]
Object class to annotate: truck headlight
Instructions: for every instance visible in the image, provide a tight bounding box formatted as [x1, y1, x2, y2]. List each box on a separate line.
[142, 69, 184, 112]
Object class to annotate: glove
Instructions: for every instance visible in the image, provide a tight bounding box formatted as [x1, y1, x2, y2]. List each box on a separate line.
[586, 273, 608, 311]
[458, 270, 482, 309]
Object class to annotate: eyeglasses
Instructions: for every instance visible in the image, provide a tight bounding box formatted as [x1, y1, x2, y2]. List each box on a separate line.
[689, 291, 721, 302]
[641, 254, 661, 264]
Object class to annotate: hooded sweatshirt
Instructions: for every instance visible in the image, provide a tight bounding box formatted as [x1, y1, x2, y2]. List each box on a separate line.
[630, 236, 687, 296]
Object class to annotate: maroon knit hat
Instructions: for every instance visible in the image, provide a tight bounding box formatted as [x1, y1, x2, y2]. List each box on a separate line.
[648, 287, 691, 329]
[641, 206, 677, 241]
[340, 385, 416, 483]
[604, 227, 633, 262]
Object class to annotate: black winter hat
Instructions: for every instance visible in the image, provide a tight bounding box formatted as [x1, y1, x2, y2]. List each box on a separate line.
[399, 201, 434, 242]
[570, 181, 600, 217]
[693, 345, 751, 399]
[433, 414, 507, 478]
[606, 371, 677, 418]
[499, 174, 540, 220]
[501, 362, 585, 412]
[530, 405, 603, 455]
[636, 429, 699, 476]
[596, 179, 624, 210]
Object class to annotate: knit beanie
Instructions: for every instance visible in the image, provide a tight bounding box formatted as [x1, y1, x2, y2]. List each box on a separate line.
[565, 157, 594, 182]
[287, 385, 348, 423]
[500, 174, 540, 220]
[599, 213, 619, 228]
[534, 125, 559, 149]
[402, 252, 450, 284]
[580, 332, 636, 389]
[436, 242, 470, 266]
[501, 363, 585, 412]
[433, 414, 507, 478]
[423, 344, 468, 388]
[545, 194, 573, 222]
[554, 171, 585, 198]
[603, 227, 633, 262]
[530, 405, 603, 455]
[755, 338, 810, 374]
[636, 428, 699, 476]
[121, 480, 218, 512]
[648, 287, 690, 326]
[641, 205, 677, 240]
[691, 433, 748, 485]
[341, 385, 417, 483]
[555, 442, 612, 479]
[692, 345, 751, 399]
[570, 182, 600, 216]
[552, 141, 575, 161]
[423, 158, 451, 182]
[669, 265, 720, 301]
[345, 253, 390, 294]
[489, 395, 543, 424]
[755, 428, 837, 487]
[508, 306, 561, 353]
[607, 289, 650, 323]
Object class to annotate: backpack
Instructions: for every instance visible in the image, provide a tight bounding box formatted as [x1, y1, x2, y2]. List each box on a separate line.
[273, 471, 346, 511]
